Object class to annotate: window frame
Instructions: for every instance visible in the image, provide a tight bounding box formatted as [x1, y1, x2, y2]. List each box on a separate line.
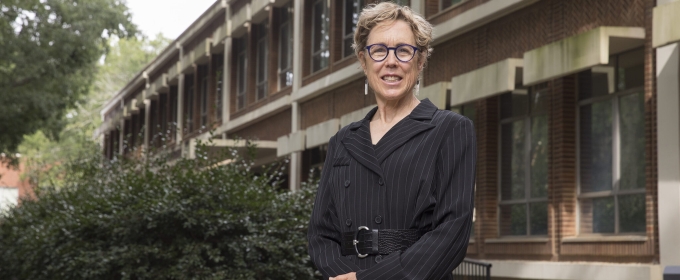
[256, 23, 269, 101]
[311, 0, 330, 73]
[577, 87, 646, 235]
[200, 67, 209, 127]
[342, 0, 363, 59]
[497, 85, 550, 237]
[278, 3, 293, 90]
[235, 37, 247, 110]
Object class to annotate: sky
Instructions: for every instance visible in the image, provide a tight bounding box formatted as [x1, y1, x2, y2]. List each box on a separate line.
[126, 0, 219, 40]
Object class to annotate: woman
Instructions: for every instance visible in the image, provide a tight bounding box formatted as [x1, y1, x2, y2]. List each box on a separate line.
[307, 3, 476, 280]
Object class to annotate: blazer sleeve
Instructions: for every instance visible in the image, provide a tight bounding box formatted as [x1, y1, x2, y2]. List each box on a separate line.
[356, 117, 477, 280]
[308, 136, 362, 278]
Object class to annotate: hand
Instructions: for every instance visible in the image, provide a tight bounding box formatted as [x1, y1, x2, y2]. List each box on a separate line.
[330, 272, 356, 280]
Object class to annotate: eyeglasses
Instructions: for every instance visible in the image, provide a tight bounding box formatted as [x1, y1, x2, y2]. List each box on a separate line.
[365, 44, 419, 62]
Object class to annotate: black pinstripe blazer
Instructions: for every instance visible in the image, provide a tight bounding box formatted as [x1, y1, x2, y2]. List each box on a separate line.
[308, 99, 477, 280]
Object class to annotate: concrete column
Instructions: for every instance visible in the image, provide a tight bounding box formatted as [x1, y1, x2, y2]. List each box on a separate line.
[143, 100, 150, 153]
[656, 42, 680, 267]
[119, 119, 125, 155]
[292, 0, 302, 92]
[289, 101, 301, 192]
[222, 23, 231, 123]
[288, 0, 303, 192]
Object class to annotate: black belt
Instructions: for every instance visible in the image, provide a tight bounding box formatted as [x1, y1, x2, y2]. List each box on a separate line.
[341, 226, 428, 258]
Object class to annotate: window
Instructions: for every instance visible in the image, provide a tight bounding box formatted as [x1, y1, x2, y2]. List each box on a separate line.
[278, 4, 293, 89]
[215, 57, 224, 121]
[199, 66, 209, 127]
[342, 0, 363, 58]
[169, 85, 178, 141]
[578, 48, 645, 235]
[159, 93, 168, 145]
[256, 23, 268, 101]
[311, 0, 329, 73]
[184, 75, 195, 133]
[235, 37, 247, 110]
[499, 85, 549, 236]
[441, 0, 463, 11]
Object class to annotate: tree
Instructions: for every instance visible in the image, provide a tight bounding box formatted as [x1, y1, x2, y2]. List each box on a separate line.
[18, 35, 172, 188]
[0, 0, 137, 160]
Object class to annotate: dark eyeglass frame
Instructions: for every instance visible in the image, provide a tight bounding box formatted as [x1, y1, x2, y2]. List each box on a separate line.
[365, 43, 419, 62]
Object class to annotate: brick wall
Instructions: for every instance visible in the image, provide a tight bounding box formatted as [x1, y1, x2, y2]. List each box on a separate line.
[230, 109, 292, 141]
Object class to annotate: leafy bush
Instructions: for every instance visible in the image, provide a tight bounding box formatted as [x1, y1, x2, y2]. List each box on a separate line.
[0, 141, 318, 280]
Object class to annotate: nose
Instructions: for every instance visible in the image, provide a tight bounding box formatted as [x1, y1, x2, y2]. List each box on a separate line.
[384, 49, 398, 67]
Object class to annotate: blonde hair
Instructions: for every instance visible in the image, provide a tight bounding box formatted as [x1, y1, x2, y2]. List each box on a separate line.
[352, 2, 433, 65]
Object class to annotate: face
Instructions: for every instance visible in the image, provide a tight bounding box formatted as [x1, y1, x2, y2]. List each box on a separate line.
[359, 20, 423, 102]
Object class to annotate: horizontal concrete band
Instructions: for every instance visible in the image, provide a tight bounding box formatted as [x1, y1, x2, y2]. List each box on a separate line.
[484, 259, 662, 280]
[523, 26, 645, 85]
[450, 58, 522, 107]
[653, 0, 680, 48]
[419, 82, 449, 109]
[276, 130, 305, 157]
[305, 119, 339, 149]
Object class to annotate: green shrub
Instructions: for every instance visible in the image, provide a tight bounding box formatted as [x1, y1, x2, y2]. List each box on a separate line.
[0, 141, 319, 280]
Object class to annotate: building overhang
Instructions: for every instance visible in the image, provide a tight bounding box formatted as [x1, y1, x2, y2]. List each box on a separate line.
[339, 106, 373, 128]
[230, 3, 251, 38]
[148, 73, 169, 100]
[193, 38, 212, 65]
[167, 61, 181, 85]
[306, 119, 339, 149]
[276, 130, 305, 157]
[450, 58, 523, 107]
[523, 26, 645, 85]
[212, 21, 230, 52]
[653, 0, 680, 48]
[420, 81, 450, 109]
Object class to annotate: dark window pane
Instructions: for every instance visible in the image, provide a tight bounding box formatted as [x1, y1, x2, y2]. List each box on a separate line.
[619, 194, 646, 233]
[500, 204, 527, 236]
[580, 100, 612, 192]
[461, 103, 476, 125]
[617, 48, 644, 91]
[591, 66, 615, 97]
[531, 115, 548, 198]
[500, 92, 529, 119]
[501, 120, 526, 201]
[531, 85, 550, 114]
[530, 202, 548, 235]
[619, 92, 645, 191]
[592, 196, 615, 233]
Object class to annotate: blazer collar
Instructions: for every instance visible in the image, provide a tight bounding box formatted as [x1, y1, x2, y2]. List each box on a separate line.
[341, 99, 438, 174]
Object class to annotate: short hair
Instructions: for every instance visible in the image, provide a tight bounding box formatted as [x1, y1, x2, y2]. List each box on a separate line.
[352, 2, 434, 66]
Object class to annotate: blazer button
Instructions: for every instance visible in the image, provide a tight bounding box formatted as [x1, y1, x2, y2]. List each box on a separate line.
[345, 219, 352, 227]
[344, 180, 350, 188]
[375, 255, 383, 263]
[374, 215, 382, 224]
[378, 178, 384, 186]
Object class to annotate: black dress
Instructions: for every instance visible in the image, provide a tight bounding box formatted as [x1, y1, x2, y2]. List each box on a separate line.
[308, 99, 477, 280]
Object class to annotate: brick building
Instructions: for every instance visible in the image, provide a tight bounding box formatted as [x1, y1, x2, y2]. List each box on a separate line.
[97, 0, 680, 278]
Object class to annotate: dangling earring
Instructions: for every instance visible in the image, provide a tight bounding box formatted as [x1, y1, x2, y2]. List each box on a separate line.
[364, 79, 368, 96]
[414, 80, 420, 96]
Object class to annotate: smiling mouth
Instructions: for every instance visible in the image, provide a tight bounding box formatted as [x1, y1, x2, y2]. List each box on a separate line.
[381, 75, 402, 82]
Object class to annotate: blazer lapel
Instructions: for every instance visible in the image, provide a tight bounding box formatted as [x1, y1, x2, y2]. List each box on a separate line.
[340, 109, 384, 177]
[373, 99, 437, 163]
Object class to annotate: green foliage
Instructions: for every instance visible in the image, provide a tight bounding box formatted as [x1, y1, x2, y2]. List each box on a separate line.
[0, 0, 137, 157]
[0, 141, 319, 280]
[18, 35, 171, 187]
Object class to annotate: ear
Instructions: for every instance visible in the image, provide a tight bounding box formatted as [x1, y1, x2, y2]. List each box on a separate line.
[358, 51, 367, 72]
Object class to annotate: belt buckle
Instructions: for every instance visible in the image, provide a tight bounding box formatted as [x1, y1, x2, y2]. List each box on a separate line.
[353, 226, 370, 258]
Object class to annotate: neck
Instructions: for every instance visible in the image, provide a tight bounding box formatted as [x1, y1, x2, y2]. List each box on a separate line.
[373, 95, 420, 124]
